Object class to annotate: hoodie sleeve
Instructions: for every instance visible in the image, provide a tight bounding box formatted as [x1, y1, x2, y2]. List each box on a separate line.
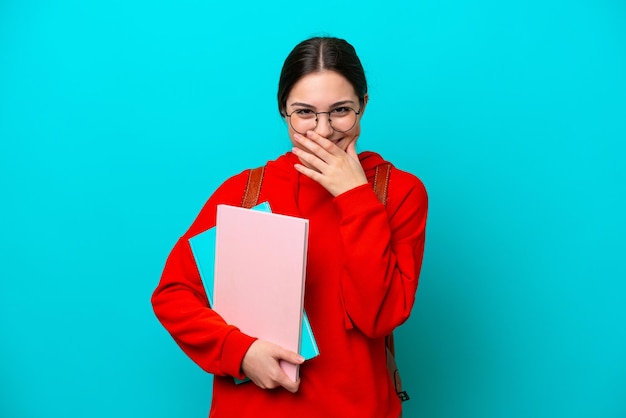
[333, 168, 428, 338]
[151, 171, 257, 379]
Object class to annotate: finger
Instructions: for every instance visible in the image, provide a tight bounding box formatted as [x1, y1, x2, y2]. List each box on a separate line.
[268, 346, 303, 393]
[304, 129, 331, 143]
[292, 146, 327, 173]
[294, 162, 326, 184]
[281, 377, 301, 393]
[346, 137, 359, 160]
[293, 133, 332, 162]
[274, 346, 305, 365]
[274, 346, 304, 386]
[293, 132, 334, 161]
[305, 130, 342, 154]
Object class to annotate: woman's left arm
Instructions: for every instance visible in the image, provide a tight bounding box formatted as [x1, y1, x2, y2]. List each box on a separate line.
[334, 174, 428, 338]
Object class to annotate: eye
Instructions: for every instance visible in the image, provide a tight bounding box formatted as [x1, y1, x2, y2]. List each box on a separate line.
[330, 107, 351, 116]
[293, 109, 315, 118]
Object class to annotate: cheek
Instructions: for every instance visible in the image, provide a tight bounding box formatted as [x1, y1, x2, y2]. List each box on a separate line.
[287, 126, 313, 155]
[349, 121, 362, 141]
[338, 127, 361, 151]
[287, 124, 298, 145]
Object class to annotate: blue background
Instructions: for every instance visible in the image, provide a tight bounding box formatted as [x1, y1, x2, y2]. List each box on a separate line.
[1, 1, 625, 417]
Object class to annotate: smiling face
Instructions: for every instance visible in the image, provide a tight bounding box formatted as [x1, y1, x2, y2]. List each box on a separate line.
[285, 70, 368, 155]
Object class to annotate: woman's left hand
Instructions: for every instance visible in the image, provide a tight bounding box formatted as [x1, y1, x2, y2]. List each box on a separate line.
[292, 131, 368, 197]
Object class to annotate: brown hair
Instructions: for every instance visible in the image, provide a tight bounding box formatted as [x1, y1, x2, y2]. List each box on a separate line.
[277, 37, 367, 115]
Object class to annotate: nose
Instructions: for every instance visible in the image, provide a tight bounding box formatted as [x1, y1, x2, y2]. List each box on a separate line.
[314, 112, 333, 137]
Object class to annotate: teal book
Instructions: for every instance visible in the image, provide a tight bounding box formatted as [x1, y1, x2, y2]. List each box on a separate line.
[188, 202, 319, 381]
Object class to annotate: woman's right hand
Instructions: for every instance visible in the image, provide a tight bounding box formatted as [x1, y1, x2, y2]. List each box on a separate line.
[241, 340, 304, 393]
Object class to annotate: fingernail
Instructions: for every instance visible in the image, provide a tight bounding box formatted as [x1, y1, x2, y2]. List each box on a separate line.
[297, 355, 305, 363]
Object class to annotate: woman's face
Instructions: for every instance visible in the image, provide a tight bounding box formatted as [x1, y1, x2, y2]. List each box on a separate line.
[284, 70, 367, 156]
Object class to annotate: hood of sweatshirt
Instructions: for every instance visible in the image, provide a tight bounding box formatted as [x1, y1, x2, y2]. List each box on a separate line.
[358, 151, 392, 182]
[261, 151, 391, 217]
[277, 150, 390, 178]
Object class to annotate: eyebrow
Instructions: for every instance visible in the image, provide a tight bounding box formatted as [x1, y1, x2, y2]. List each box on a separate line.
[288, 100, 356, 109]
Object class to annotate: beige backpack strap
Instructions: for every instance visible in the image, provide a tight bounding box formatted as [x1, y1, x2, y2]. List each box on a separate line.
[241, 166, 265, 208]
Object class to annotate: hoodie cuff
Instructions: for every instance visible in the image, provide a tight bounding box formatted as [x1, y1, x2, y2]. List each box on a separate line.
[220, 328, 258, 379]
[334, 183, 381, 216]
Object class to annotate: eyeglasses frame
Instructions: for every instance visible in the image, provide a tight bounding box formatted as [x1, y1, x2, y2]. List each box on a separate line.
[283, 106, 362, 135]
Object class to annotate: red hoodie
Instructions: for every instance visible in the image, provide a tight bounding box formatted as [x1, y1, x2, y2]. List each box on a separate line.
[152, 151, 428, 417]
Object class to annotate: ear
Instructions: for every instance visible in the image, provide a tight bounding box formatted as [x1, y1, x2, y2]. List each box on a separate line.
[359, 93, 369, 116]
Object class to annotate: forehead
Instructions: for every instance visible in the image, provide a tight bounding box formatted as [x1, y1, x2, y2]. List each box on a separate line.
[287, 71, 357, 107]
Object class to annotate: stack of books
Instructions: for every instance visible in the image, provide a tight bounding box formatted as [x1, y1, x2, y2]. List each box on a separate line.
[189, 203, 319, 382]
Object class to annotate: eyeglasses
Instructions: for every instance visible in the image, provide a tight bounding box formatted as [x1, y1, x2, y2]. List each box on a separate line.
[284, 107, 361, 135]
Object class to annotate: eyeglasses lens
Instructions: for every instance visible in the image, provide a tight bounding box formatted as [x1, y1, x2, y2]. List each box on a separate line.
[289, 109, 357, 134]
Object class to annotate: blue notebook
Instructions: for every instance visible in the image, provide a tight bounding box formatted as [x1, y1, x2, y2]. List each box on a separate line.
[189, 202, 319, 377]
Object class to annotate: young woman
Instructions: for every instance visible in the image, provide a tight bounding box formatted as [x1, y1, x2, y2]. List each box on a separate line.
[152, 36, 428, 417]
